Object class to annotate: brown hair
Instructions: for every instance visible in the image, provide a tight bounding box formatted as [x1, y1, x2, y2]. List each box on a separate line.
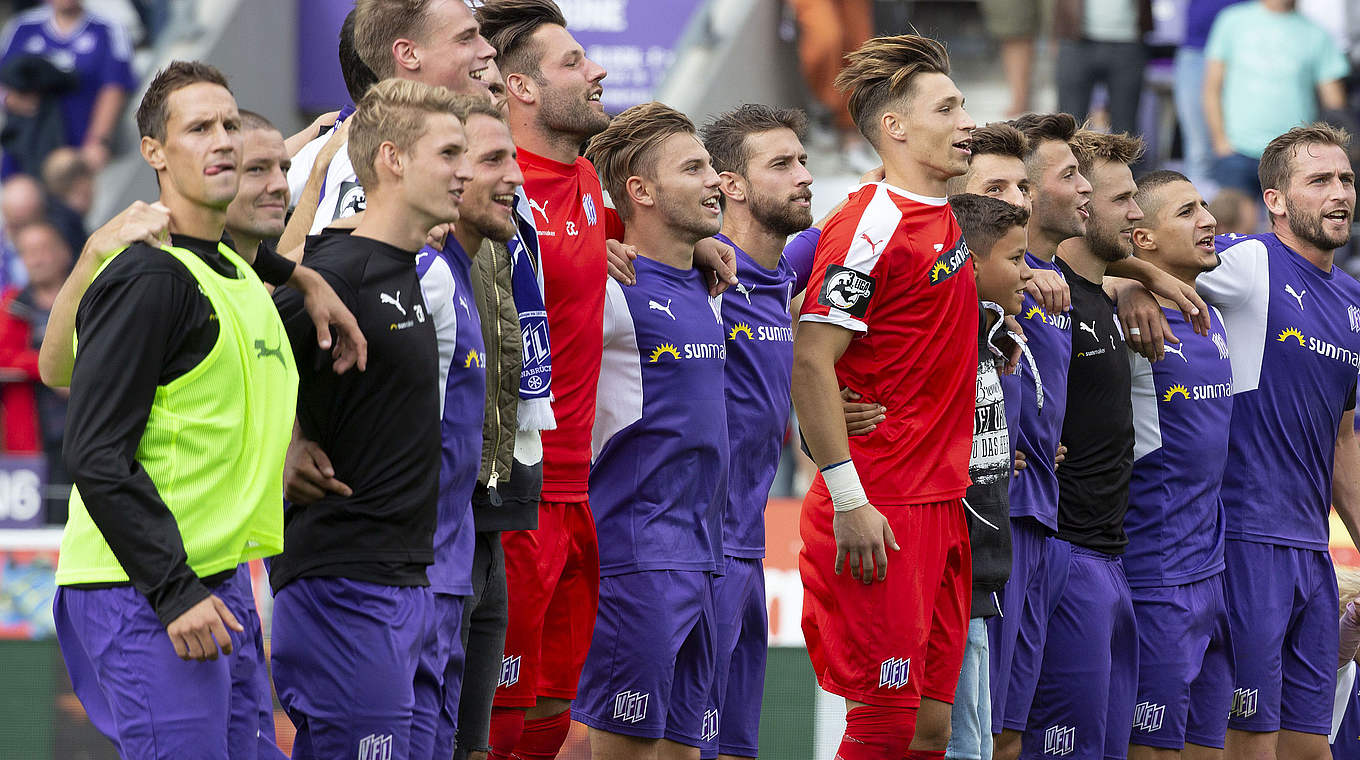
[1068, 129, 1145, 178]
[347, 78, 470, 189]
[1010, 112, 1077, 160]
[238, 109, 277, 134]
[40, 148, 92, 198]
[475, 0, 568, 81]
[585, 101, 696, 220]
[136, 60, 231, 141]
[949, 193, 1029, 259]
[834, 34, 950, 145]
[353, 0, 434, 80]
[1258, 122, 1353, 193]
[700, 104, 808, 175]
[948, 122, 1028, 195]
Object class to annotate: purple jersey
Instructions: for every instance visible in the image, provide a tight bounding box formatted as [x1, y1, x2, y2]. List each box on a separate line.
[418, 239, 485, 595]
[1003, 253, 1072, 531]
[1125, 307, 1233, 587]
[715, 234, 799, 558]
[590, 256, 729, 575]
[0, 8, 134, 148]
[1201, 233, 1360, 549]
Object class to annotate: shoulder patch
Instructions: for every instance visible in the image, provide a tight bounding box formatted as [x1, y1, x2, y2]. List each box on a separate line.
[818, 264, 876, 318]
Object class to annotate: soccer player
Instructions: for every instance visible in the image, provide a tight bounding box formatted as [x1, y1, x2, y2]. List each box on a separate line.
[947, 122, 1033, 212]
[1121, 169, 1233, 760]
[268, 78, 470, 759]
[945, 192, 1033, 760]
[792, 34, 978, 759]
[1026, 130, 1145, 760]
[696, 103, 814, 760]
[987, 113, 1088, 760]
[1123, 123, 1360, 760]
[575, 100, 727, 760]
[474, 2, 619, 756]
[53, 61, 297, 758]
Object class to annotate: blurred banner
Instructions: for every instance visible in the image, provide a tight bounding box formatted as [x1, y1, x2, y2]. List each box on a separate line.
[295, 0, 707, 114]
[0, 455, 46, 530]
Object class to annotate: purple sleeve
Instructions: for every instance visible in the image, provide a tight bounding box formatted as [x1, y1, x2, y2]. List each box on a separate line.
[96, 22, 136, 90]
[784, 227, 821, 296]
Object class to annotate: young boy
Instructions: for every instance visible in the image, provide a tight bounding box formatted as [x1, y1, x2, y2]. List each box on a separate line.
[946, 192, 1032, 760]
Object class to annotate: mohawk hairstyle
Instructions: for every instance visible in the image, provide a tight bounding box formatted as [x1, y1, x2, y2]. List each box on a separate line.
[347, 78, 470, 190]
[1009, 112, 1077, 160]
[834, 34, 950, 145]
[1068, 129, 1145, 178]
[1132, 169, 1192, 222]
[948, 193, 1029, 260]
[1259, 122, 1353, 193]
[476, 0, 569, 81]
[353, 0, 434, 80]
[700, 104, 808, 175]
[585, 101, 696, 221]
[136, 60, 231, 141]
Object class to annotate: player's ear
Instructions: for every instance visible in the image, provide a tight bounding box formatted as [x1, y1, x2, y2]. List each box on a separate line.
[718, 171, 745, 203]
[625, 175, 653, 210]
[1262, 188, 1287, 222]
[377, 140, 403, 179]
[391, 38, 420, 75]
[880, 111, 906, 145]
[1131, 226, 1155, 252]
[504, 72, 536, 107]
[140, 135, 167, 172]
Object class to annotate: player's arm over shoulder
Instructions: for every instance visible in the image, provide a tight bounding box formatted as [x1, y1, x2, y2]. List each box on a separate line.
[273, 236, 362, 362]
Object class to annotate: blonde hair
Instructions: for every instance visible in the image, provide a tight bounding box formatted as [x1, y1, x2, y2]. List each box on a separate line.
[353, 0, 433, 80]
[1339, 567, 1360, 614]
[347, 78, 470, 190]
[1068, 129, 1145, 178]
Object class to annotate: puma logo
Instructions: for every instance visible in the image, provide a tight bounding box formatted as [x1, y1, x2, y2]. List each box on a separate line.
[528, 198, 549, 225]
[254, 338, 286, 366]
[1163, 344, 1188, 362]
[380, 291, 406, 315]
[1285, 284, 1306, 311]
[734, 282, 754, 304]
[1079, 321, 1098, 341]
[860, 233, 884, 257]
[648, 298, 675, 320]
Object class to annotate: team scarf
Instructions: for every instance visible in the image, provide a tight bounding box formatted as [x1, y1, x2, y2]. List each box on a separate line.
[510, 189, 556, 431]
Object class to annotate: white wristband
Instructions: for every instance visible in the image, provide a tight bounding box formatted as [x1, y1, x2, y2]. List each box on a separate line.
[822, 460, 869, 513]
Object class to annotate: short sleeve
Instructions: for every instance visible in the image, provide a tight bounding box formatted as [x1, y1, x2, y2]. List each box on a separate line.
[1196, 235, 1266, 311]
[1315, 29, 1350, 85]
[798, 186, 899, 333]
[96, 21, 135, 90]
[783, 227, 821, 296]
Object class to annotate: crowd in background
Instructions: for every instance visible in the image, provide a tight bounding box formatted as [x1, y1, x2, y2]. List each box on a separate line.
[1, 0, 1357, 514]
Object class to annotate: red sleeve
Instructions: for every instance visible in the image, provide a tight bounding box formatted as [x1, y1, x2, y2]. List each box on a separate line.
[0, 291, 38, 379]
[799, 186, 897, 332]
[605, 206, 625, 242]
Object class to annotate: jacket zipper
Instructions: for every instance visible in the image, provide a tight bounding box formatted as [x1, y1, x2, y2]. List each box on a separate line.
[487, 242, 505, 495]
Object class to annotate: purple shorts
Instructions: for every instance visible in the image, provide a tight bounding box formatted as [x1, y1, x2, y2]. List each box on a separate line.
[1021, 547, 1138, 760]
[575, 570, 716, 746]
[1223, 539, 1338, 735]
[412, 592, 466, 760]
[987, 517, 1070, 735]
[702, 556, 767, 759]
[1128, 573, 1234, 749]
[271, 577, 433, 760]
[54, 564, 284, 760]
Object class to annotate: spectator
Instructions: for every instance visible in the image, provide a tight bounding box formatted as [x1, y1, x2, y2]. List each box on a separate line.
[0, 174, 44, 289]
[979, 0, 1040, 117]
[0, 0, 135, 177]
[1053, 0, 1152, 137]
[1203, 0, 1349, 196]
[787, 0, 874, 165]
[37, 147, 90, 253]
[1207, 186, 1259, 235]
[0, 222, 71, 521]
[1173, 0, 1243, 187]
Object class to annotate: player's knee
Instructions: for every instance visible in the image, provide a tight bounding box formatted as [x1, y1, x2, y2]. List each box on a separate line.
[837, 704, 918, 759]
[910, 721, 950, 751]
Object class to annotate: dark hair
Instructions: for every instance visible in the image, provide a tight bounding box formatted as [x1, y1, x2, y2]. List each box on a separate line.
[971, 122, 1027, 161]
[1068, 129, 1145, 179]
[1259, 122, 1353, 193]
[340, 8, 379, 102]
[585, 101, 697, 220]
[476, 0, 569, 81]
[1010, 112, 1077, 160]
[136, 60, 231, 141]
[833, 34, 950, 145]
[949, 192, 1029, 259]
[1132, 169, 1192, 222]
[700, 104, 808, 175]
[238, 109, 276, 133]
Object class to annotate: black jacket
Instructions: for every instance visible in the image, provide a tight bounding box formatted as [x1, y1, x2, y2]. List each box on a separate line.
[965, 302, 1013, 617]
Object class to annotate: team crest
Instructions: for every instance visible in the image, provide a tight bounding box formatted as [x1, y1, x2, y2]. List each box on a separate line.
[819, 264, 875, 318]
[583, 194, 598, 226]
[1349, 305, 1360, 333]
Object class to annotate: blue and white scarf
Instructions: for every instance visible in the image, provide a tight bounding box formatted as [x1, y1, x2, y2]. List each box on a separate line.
[510, 189, 555, 431]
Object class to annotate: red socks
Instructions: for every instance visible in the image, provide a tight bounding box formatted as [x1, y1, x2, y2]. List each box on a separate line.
[509, 709, 572, 760]
[488, 707, 525, 760]
[835, 705, 918, 760]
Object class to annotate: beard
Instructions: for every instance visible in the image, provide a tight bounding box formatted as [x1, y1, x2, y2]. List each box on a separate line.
[749, 189, 813, 237]
[537, 86, 610, 142]
[1286, 194, 1352, 251]
[658, 192, 721, 241]
[1085, 216, 1132, 263]
[469, 207, 518, 244]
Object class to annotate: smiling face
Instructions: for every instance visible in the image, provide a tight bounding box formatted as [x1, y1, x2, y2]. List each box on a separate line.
[735, 127, 814, 236]
[398, 112, 473, 226]
[456, 113, 523, 244]
[147, 82, 243, 212]
[975, 224, 1032, 315]
[964, 153, 1031, 214]
[225, 127, 290, 243]
[529, 23, 610, 141]
[1030, 139, 1092, 244]
[1272, 142, 1356, 252]
[647, 132, 723, 241]
[1083, 158, 1144, 262]
[416, 0, 498, 99]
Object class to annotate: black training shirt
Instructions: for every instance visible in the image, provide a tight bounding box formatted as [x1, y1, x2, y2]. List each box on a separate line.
[1054, 258, 1134, 554]
[269, 230, 440, 593]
